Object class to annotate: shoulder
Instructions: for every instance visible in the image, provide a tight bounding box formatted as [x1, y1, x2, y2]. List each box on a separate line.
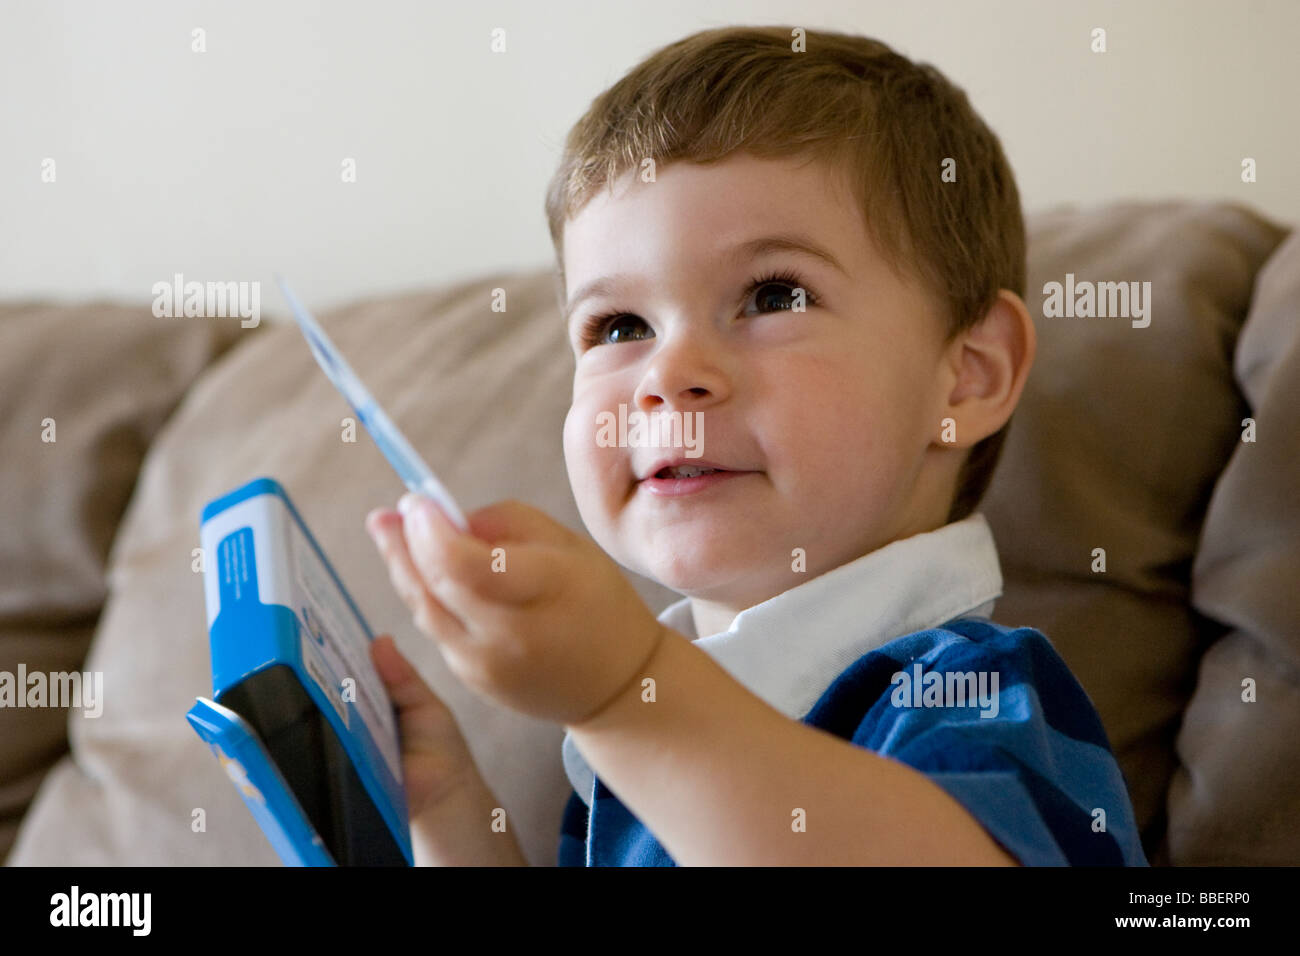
[928, 618, 1113, 749]
[804, 617, 1113, 753]
[805, 619, 1147, 865]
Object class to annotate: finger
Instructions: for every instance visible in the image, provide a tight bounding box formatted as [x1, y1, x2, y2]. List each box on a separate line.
[369, 510, 450, 623]
[410, 498, 579, 606]
[367, 509, 468, 640]
[370, 636, 469, 764]
[400, 494, 521, 616]
[464, 498, 579, 549]
[371, 634, 449, 725]
[460, 539, 560, 606]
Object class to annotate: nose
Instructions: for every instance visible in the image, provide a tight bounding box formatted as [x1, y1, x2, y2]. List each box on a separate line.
[632, 326, 731, 413]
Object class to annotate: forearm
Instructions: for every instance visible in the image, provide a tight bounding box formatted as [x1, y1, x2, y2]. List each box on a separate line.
[410, 773, 529, 866]
[567, 628, 1017, 866]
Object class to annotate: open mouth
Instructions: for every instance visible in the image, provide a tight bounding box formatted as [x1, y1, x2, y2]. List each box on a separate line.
[654, 465, 726, 479]
[639, 466, 752, 497]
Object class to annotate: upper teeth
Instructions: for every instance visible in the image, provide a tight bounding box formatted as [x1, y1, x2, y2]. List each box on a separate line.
[666, 465, 718, 478]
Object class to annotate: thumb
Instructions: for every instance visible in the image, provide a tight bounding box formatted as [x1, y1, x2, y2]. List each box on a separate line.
[465, 498, 576, 548]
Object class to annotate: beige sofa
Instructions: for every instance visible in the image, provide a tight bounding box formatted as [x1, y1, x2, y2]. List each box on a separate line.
[2, 199, 1297, 866]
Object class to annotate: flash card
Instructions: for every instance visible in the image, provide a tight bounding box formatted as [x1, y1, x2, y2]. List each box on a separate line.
[276, 276, 469, 532]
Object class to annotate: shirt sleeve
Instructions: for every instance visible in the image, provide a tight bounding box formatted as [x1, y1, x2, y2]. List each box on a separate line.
[825, 622, 1149, 866]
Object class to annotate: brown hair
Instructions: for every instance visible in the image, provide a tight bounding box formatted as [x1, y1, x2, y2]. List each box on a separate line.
[545, 26, 1025, 522]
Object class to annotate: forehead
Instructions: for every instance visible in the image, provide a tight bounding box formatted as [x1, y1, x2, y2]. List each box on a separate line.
[561, 153, 874, 303]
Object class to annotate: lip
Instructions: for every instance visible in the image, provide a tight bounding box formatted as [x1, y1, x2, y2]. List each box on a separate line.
[638, 458, 736, 482]
[638, 468, 756, 497]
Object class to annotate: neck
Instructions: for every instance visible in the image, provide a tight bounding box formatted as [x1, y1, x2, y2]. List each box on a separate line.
[690, 598, 742, 639]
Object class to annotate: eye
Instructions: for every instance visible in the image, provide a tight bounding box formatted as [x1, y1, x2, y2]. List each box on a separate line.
[578, 311, 654, 349]
[744, 270, 818, 315]
[576, 268, 820, 349]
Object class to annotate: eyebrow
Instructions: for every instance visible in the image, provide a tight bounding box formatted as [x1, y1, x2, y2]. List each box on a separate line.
[564, 232, 847, 324]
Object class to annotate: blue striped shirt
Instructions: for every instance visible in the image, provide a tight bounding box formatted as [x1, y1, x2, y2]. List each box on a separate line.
[557, 515, 1148, 866]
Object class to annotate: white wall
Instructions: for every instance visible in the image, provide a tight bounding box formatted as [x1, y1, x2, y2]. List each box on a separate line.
[2, 0, 1295, 317]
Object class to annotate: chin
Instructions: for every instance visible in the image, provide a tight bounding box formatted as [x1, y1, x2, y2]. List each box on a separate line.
[643, 552, 742, 598]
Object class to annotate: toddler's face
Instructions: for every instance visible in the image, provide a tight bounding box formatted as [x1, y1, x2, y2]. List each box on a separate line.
[561, 152, 958, 613]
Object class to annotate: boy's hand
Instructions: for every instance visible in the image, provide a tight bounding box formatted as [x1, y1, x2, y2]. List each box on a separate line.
[370, 633, 527, 866]
[365, 496, 667, 727]
[368, 633, 480, 818]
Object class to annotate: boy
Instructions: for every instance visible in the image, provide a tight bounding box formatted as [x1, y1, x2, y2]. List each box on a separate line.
[364, 25, 1148, 866]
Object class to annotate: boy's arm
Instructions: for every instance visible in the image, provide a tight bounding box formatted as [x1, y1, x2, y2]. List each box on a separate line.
[567, 627, 1019, 866]
[411, 771, 529, 866]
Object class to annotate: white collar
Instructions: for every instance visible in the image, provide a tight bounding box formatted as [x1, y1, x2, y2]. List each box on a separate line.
[561, 512, 1003, 806]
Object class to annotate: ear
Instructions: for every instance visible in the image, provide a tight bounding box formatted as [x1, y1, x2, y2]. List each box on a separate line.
[936, 290, 1036, 449]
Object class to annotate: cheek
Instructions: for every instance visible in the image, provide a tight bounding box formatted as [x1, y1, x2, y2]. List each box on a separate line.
[563, 394, 620, 501]
[763, 354, 913, 475]
[563, 404, 595, 489]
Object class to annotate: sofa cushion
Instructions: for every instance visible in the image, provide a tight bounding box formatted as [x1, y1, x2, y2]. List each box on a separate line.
[1169, 228, 1300, 863]
[981, 201, 1290, 863]
[0, 303, 249, 862]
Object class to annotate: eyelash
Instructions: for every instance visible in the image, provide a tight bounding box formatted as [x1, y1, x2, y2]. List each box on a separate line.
[578, 269, 820, 349]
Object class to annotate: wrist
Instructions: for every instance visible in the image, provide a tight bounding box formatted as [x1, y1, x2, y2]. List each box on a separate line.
[570, 622, 675, 733]
[410, 773, 528, 866]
